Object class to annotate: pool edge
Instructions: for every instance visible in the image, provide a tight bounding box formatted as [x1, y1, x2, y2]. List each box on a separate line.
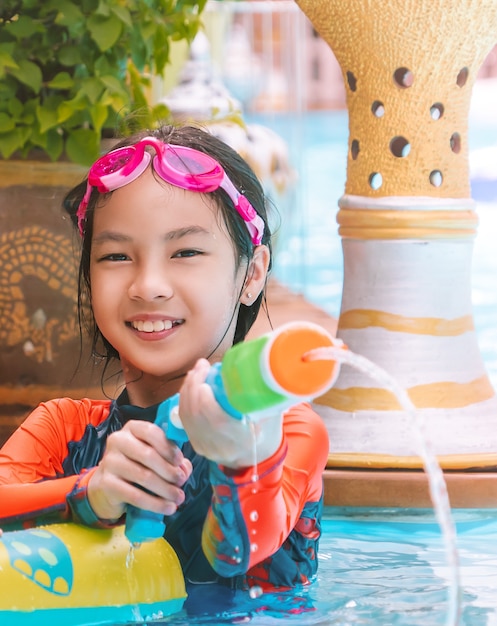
[323, 469, 497, 508]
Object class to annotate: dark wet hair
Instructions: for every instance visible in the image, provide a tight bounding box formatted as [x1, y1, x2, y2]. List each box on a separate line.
[63, 124, 273, 365]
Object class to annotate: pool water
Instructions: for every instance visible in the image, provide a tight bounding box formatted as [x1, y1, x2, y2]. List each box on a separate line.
[113, 509, 497, 625]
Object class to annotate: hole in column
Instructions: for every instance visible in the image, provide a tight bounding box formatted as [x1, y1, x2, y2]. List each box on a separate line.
[351, 139, 360, 160]
[429, 170, 443, 187]
[369, 172, 383, 190]
[393, 67, 414, 88]
[456, 67, 469, 87]
[371, 101, 385, 117]
[390, 136, 411, 158]
[450, 133, 461, 153]
[346, 71, 357, 92]
[430, 103, 444, 120]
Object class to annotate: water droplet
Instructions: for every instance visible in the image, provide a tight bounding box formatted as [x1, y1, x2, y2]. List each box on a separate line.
[249, 585, 263, 599]
[126, 545, 136, 568]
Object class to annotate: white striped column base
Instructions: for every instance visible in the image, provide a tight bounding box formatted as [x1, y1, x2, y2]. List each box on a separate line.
[314, 195, 497, 464]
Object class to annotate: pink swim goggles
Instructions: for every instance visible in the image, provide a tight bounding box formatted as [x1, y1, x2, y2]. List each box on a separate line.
[76, 136, 264, 245]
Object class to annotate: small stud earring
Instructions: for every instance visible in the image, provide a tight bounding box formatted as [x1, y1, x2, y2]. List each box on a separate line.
[246, 292, 252, 300]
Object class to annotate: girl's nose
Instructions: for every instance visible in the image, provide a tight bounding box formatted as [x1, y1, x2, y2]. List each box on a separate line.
[128, 264, 173, 301]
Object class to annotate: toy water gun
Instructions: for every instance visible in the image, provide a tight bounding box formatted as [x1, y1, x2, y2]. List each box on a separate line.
[125, 321, 345, 545]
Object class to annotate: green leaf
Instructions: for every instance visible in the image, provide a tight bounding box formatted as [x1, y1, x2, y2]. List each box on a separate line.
[54, 2, 84, 28]
[0, 113, 15, 132]
[0, 50, 19, 72]
[9, 59, 43, 94]
[57, 95, 87, 123]
[8, 98, 24, 119]
[95, 0, 112, 18]
[80, 77, 105, 104]
[87, 14, 123, 52]
[47, 71, 75, 90]
[33, 128, 64, 161]
[110, 5, 132, 28]
[99, 74, 127, 94]
[0, 129, 24, 159]
[58, 45, 83, 67]
[4, 15, 44, 40]
[65, 128, 100, 165]
[89, 103, 108, 134]
[36, 104, 59, 133]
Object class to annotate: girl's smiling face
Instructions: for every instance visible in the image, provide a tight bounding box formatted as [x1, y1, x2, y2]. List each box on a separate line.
[89, 167, 260, 404]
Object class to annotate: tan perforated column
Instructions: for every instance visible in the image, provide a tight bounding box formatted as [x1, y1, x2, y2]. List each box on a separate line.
[294, 0, 497, 466]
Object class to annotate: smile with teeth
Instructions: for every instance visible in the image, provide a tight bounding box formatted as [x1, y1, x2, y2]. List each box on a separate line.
[131, 319, 176, 333]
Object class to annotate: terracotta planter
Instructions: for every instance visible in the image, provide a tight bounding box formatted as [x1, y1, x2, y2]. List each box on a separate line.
[0, 159, 107, 443]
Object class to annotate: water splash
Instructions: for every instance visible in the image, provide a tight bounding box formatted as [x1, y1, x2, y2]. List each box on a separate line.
[305, 346, 461, 626]
[126, 544, 136, 569]
[125, 544, 143, 622]
[247, 419, 259, 487]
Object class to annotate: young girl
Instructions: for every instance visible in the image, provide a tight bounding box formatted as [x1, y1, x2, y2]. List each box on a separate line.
[0, 125, 329, 591]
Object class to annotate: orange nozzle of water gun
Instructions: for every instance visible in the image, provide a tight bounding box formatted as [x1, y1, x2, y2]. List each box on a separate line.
[266, 322, 345, 399]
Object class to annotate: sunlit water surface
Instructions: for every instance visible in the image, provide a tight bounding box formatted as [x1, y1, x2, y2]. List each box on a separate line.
[115, 510, 497, 625]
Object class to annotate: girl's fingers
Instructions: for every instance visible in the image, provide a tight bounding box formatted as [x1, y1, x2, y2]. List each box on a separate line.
[106, 423, 187, 483]
[123, 420, 185, 467]
[87, 421, 193, 520]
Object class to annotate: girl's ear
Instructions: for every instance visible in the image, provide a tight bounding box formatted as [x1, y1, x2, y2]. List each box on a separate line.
[241, 244, 271, 306]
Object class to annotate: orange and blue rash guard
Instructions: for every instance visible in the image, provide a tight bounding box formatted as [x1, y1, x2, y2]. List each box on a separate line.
[0, 394, 329, 589]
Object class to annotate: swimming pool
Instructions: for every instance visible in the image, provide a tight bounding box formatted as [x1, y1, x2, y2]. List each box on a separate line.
[100, 508, 495, 625]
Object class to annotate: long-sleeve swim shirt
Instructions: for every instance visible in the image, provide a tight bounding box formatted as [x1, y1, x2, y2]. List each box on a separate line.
[0, 393, 329, 590]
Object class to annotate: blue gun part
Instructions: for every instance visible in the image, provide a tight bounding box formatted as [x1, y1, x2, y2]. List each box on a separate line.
[124, 364, 242, 545]
[155, 394, 189, 445]
[124, 396, 188, 545]
[205, 362, 244, 420]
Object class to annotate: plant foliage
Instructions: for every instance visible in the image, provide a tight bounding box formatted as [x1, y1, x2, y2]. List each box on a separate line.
[0, 0, 207, 164]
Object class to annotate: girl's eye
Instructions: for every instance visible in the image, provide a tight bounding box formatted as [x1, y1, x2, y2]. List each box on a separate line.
[99, 253, 129, 262]
[173, 249, 202, 258]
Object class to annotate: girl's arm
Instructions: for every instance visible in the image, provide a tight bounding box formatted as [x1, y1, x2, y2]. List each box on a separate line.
[0, 398, 114, 529]
[201, 402, 329, 581]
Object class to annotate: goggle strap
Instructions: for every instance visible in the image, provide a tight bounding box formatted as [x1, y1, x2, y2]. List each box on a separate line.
[77, 187, 92, 235]
[220, 174, 264, 245]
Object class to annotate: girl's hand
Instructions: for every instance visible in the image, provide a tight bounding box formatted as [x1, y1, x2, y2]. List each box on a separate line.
[87, 421, 192, 522]
[178, 359, 283, 469]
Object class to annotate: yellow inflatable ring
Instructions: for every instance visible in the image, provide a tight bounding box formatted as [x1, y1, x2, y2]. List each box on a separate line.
[0, 523, 186, 625]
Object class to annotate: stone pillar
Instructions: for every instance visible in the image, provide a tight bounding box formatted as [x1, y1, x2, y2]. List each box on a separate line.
[294, 0, 497, 464]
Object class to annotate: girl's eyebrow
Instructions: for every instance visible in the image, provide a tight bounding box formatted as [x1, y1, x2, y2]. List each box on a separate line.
[92, 225, 211, 245]
[164, 225, 210, 241]
[92, 231, 132, 244]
